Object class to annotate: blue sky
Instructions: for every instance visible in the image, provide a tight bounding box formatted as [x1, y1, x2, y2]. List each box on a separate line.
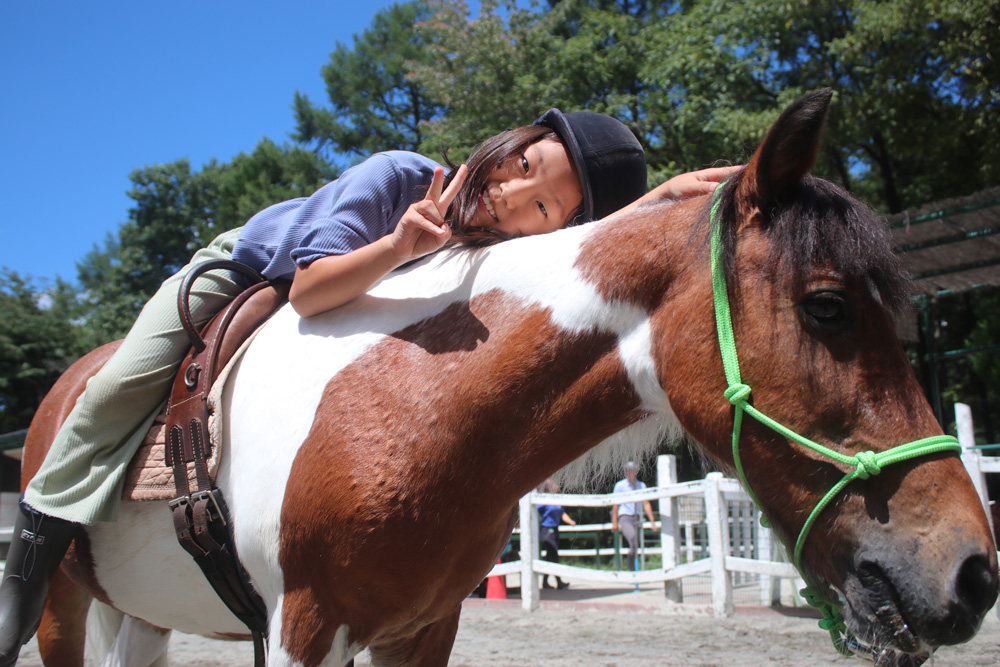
[2, 1, 468, 285]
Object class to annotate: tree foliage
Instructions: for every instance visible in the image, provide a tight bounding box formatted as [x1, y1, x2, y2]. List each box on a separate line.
[292, 1, 444, 161]
[0, 270, 92, 432]
[304, 0, 997, 210]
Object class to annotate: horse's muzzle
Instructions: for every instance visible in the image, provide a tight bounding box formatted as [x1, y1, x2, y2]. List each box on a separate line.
[843, 543, 998, 661]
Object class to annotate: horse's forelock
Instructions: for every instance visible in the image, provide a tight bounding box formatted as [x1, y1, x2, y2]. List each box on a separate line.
[715, 175, 911, 313]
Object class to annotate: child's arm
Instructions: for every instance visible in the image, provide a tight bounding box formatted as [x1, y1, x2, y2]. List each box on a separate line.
[289, 165, 467, 317]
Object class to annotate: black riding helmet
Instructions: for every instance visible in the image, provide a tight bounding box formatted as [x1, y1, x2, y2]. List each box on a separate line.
[534, 109, 647, 223]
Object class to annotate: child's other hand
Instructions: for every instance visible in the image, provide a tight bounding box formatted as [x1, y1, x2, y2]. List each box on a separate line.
[650, 165, 742, 201]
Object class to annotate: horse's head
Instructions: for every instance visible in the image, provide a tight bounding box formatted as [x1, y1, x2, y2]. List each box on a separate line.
[656, 90, 997, 663]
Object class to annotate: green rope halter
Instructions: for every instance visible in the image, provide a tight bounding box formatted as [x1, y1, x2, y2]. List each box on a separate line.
[708, 191, 962, 655]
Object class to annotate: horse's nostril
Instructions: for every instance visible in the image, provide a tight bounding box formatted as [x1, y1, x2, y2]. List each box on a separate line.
[954, 552, 999, 619]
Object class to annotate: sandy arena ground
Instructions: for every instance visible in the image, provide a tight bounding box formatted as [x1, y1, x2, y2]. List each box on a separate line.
[15, 583, 1000, 666]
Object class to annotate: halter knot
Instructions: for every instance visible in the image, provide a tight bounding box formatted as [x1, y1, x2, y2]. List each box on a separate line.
[724, 383, 752, 406]
[854, 451, 881, 479]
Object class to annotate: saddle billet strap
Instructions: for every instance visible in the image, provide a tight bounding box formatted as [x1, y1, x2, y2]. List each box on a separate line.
[172, 488, 269, 664]
[168, 424, 198, 555]
[189, 417, 213, 493]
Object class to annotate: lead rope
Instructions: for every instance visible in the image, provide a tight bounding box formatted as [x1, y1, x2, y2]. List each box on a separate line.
[708, 191, 962, 656]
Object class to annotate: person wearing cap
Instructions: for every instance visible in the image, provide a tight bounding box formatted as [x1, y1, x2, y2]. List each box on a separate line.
[611, 462, 658, 572]
[0, 109, 734, 663]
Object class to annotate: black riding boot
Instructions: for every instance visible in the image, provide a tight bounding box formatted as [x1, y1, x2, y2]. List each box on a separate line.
[0, 500, 80, 666]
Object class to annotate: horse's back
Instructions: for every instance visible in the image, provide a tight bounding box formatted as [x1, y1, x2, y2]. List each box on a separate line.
[22, 341, 122, 490]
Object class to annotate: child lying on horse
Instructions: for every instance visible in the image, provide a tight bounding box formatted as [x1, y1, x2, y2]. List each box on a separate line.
[0, 107, 736, 664]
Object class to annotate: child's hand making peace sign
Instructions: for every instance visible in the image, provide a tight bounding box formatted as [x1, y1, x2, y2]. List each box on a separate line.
[391, 165, 468, 262]
[290, 165, 469, 318]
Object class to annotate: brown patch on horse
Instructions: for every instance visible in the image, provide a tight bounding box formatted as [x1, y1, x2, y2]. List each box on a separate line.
[367, 605, 462, 667]
[21, 341, 122, 488]
[573, 200, 692, 313]
[212, 632, 254, 641]
[278, 290, 643, 665]
[59, 529, 113, 607]
[36, 568, 91, 667]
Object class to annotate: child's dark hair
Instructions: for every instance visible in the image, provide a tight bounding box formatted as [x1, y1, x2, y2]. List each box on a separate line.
[442, 125, 580, 247]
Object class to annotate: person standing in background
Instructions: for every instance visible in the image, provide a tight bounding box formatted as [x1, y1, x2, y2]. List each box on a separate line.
[611, 462, 657, 572]
[538, 478, 576, 589]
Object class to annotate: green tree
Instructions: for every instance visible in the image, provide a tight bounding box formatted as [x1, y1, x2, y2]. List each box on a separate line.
[292, 1, 443, 162]
[76, 159, 218, 341]
[956, 287, 1000, 443]
[401, 0, 997, 210]
[637, 0, 999, 212]
[408, 0, 570, 159]
[0, 270, 92, 432]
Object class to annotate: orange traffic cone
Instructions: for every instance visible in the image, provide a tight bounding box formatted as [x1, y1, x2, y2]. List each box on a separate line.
[485, 558, 507, 599]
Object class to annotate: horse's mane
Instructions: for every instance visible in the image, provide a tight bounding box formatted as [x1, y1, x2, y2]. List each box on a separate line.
[714, 175, 912, 312]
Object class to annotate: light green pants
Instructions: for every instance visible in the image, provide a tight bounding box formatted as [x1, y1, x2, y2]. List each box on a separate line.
[25, 228, 246, 525]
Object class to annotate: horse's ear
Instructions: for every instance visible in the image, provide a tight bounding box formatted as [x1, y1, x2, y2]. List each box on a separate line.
[737, 89, 833, 222]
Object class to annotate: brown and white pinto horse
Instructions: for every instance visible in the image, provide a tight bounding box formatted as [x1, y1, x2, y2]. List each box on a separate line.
[22, 91, 998, 666]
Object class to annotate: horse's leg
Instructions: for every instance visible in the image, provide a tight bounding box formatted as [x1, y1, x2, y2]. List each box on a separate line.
[93, 613, 171, 667]
[85, 601, 122, 662]
[367, 607, 461, 667]
[35, 568, 91, 666]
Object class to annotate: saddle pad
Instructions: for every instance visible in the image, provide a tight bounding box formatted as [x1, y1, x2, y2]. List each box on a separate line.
[121, 413, 214, 502]
[120, 330, 258, 502]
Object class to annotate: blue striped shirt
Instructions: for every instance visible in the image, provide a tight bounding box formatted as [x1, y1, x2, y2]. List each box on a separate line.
[232, 151, 442, 280]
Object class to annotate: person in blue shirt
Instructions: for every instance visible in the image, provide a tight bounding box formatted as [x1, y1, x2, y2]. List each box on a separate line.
[538, 478, 576, 590]
[611, 461, 658, 572]
[0, 107, 737, 664]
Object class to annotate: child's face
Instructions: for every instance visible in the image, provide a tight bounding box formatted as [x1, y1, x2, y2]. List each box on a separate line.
[472, 139, 583, 236]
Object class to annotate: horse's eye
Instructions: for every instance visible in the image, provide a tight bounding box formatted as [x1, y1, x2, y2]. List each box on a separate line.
[802, 291, 848, 326]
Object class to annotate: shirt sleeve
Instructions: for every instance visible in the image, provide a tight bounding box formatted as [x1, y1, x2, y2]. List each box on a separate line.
[232, 151, 438, 281]
[289, 153, 410, 267]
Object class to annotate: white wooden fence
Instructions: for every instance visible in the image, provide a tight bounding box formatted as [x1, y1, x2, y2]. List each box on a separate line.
[495, 412, 1000, 619]
[955, 402, 1000, 619]
[956, 403, 1000, 538]
[488, 455, 801, 617]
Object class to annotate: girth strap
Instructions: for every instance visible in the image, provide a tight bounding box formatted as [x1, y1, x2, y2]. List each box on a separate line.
[166, 259, 285, 667]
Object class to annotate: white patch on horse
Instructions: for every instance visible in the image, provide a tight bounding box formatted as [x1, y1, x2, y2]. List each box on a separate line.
[86, 502, 247, 635]
[330, 624, 362, 666]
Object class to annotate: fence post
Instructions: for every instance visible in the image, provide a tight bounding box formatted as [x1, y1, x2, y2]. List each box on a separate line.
[956, 403, 995, 532]
[704, 472, 733, 617]
[657, 454, 682, 602]
[519, 493, 540, 611]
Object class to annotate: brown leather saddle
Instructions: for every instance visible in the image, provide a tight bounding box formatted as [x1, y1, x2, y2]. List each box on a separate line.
[163, 259, 289, 664]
